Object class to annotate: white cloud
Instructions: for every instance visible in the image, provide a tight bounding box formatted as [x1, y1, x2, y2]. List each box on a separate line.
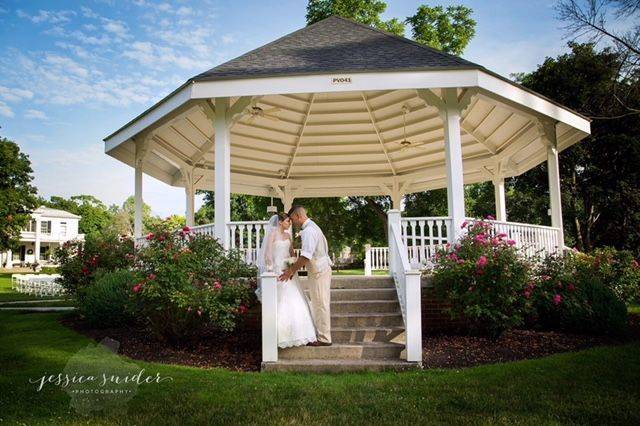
[44, 53, 89, 78]
[222, 34, 234, 45]
[0, 100, 14, 117]
[0, 85, 34, 102]
[102, 18, 129, 39]
[16, 9, 75, 24]
[24, 109, 48, 120]
[80, 6, 99, 19]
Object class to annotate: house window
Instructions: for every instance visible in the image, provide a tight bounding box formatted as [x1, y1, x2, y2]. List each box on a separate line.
[40, 221, 52, 234]
[60, 222, 67, 236]
[39, 246, 49, 261]
[23, 220, 36, 232]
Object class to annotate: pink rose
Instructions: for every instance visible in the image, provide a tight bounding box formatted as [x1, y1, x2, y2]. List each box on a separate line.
[568, 283, 576, 292]
[182, 226, 191, 233]
[524, 290, 532, 299]
[214, 282, 222, 290]
[461, 221, 468, 229]
[238, 305, 248, 314]
[133, 284, 142, 293]
[507, 239, 516, 246]
[146, 232, 154, 241]
[486, 215, 495, 220]
[553, 294, 563, 305]
[476, 255, 488, 268]
[148, 273, 156, 281]
[497, 233, 507, 239]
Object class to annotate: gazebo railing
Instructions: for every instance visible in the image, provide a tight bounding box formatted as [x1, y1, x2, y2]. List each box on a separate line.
[466, 218, 562, 257]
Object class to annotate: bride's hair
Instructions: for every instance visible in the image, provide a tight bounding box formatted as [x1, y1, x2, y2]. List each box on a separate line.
[276, 212, 289, 222]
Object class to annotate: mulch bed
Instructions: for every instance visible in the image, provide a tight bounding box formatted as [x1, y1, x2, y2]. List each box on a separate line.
[61, 316, 262, 372]
[61, 313, 640, 373]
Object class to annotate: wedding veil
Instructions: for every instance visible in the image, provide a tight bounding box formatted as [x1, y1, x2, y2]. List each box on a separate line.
[255, 214, 280, 302]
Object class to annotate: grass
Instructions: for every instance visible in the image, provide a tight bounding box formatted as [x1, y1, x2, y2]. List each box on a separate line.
[0, 273, 73, 303]
[630, 304, 640, 314]
[332, 268, 387, 276]
[0, 311, 639, 424]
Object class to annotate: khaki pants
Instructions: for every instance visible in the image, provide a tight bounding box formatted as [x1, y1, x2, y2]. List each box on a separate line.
[306, 268, 332, 343]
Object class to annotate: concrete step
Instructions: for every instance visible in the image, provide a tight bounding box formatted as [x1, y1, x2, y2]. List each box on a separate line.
[324, 288, 398, 301]
[332, 312, 403, 328]
[300, 276, 394, 289]
[330, 300, 400, 314]
[279, 342, 404, 360]
[262, 359, 421, 373]
[331, 326, 405, 343]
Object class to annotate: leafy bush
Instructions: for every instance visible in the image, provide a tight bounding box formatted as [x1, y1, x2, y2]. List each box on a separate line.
[530, 252, 628, 336]
[133, 227, 257, 345]
[54, 232, 134, 298]
[81, 269, 137, 328]
[586, 247, 640, 304]
[431, 219, 533, 337]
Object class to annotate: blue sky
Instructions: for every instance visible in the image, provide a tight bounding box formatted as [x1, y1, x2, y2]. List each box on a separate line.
[0, 0, 580, 217]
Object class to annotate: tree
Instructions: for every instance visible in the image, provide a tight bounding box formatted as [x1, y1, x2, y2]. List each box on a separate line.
[108, 196, 156, 236]
[306, 0, 405, 36]
[556, 0, 640, 118]
[42, 195, 114, 236]
[0, 137, 38, 251]
[305, 0, 477, 56]
[406, 5, 476, 55]
[513, 43, 640, 253]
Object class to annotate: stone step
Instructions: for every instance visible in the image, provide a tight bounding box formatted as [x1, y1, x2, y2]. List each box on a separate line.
[279, 342, 404, 360]
[331, 326, 405, 343]
[310, 288, 398, 301]
[262, 359, 421, 373]
[331, 313, 403, 328]
[300, 276, 394, 289]
[330, 300, 400, 314]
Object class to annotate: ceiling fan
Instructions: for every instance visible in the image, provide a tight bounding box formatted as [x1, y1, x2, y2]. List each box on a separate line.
[245, 101, 281, 123]
[394, 104, 429, 152]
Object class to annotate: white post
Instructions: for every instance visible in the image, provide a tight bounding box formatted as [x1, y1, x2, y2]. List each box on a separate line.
[387, 209, 401, 276]
[364, 244, 372, 276]
[546, 128, 564, 247]
[404, 270, 423, 362]
[493, 177, 507, 222]
[214, 97, 231, 249]
[182, 167, 195, 227]
[441, 88, 466, 242]
[134, 139, 148, 239]
[260, 272, 278, 363]
[5, 250, 12, 269]
[34, 217, 41, 265]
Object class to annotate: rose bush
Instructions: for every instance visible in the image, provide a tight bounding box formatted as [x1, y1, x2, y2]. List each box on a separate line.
[431, 218, 533, 337]
[54, 231, 134, 299]
[132, 227, 258, 345]
[529, 251, 629, 335]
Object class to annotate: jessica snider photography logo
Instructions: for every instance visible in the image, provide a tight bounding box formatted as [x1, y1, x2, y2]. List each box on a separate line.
[29, 337, 173, 415]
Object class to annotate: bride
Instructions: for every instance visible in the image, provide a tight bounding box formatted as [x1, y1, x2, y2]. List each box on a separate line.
[257, 213, 318, 348]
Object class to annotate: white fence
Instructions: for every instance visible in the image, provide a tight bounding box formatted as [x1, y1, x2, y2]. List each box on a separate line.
[466, 218, 562, 257]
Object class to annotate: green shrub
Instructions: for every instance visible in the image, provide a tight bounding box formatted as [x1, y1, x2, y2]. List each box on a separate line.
[588, 247, 640, 305]
[54, 232, 134, 299]
[432, 218, 533, 337]
[531, 252, 628, 336]
[133, 227, 258, 345]
[81, 269, 137, 328]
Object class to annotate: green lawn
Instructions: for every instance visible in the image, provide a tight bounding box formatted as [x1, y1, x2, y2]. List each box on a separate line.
[332, 268, 388, 276]
[0, 273, 73, 303]
[630, 304, 640, 314]
[0, 311, 638, 424]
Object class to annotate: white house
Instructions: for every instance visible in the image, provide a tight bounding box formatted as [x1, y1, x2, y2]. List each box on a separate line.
[1, 206, 84, 269]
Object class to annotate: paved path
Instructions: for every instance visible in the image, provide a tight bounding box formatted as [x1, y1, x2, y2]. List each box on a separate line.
[0, 307, 76, 312]
[0, 299, 67, 305]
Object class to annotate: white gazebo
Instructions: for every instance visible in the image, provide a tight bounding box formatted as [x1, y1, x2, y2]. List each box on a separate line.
[104, 16, 590, 368]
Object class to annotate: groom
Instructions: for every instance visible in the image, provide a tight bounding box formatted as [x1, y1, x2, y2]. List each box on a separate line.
[278, 205, 333, 346]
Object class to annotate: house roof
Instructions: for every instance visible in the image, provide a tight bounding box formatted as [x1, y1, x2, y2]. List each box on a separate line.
[191, 15, 483, 82]
[34, 206, 81, 219]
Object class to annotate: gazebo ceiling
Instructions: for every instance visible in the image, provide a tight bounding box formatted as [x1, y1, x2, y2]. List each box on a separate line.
[104, 16, 591, 199]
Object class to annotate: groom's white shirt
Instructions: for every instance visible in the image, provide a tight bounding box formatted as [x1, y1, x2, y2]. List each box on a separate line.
[299, 218, 332, 273]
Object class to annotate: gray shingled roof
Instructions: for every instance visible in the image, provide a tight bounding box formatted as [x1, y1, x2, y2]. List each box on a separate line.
[191, 15, 483, 82]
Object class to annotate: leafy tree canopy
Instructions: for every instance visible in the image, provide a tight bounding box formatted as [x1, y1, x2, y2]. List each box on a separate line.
[0, 137, 38, 251]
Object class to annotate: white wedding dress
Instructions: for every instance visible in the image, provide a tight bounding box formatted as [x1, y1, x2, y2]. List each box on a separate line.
[271, 238, 318, 348]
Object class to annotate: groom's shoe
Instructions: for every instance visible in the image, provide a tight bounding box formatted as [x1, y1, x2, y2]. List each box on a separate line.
[307, 341, 332, 347]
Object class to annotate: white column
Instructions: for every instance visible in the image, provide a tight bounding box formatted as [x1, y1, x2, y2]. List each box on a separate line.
[546, 130, 564, 246]
[364, 244, 372, 276]
[182, 167, 195, 227]
[390, 191, 403, 210]
[134, 164, 143, 238]
[5, 250, 12, 269]
[34, 217, 41, 264]
[260, 272, 278, 363]
[404, 270, 423, 362]
[387, 209, 401, 276]
[441, 88, 466, 241]
[214, 97, 231, 249]
[493, 177, 507, 221]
